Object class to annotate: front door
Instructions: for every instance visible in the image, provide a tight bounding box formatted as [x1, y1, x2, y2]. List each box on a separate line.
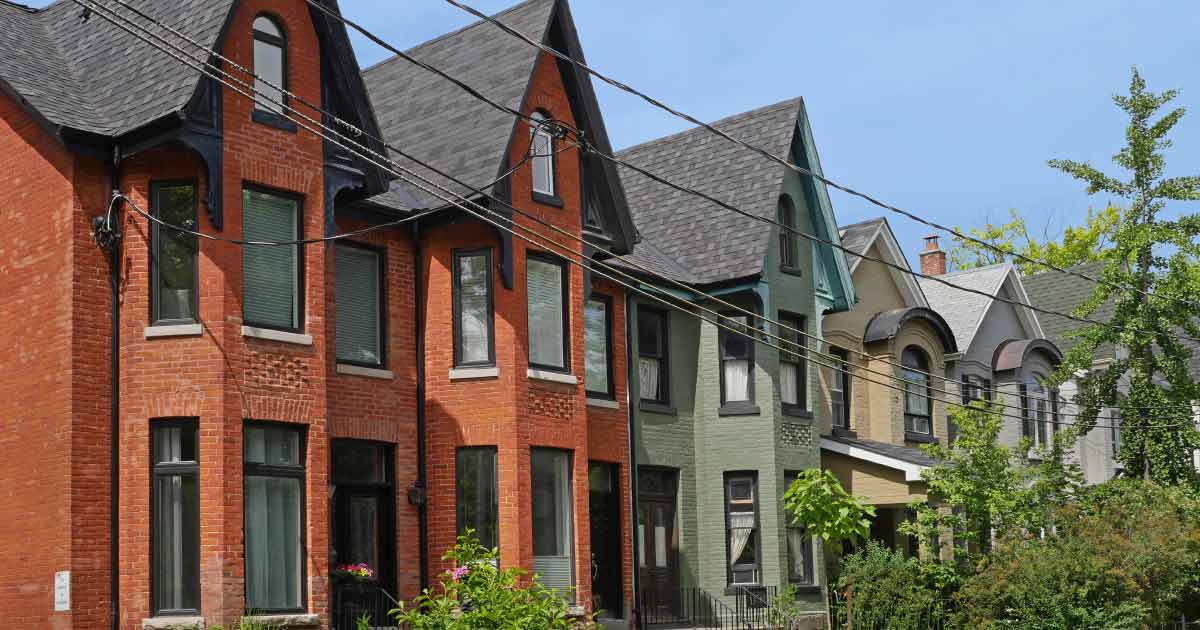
[637, 468, 679, 621]
[588, 462, 622, 619]
[330, 440, 395, 629]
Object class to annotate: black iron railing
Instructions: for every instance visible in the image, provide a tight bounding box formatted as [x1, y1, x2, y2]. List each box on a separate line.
[331, 581, 402, 630]
[641, 586, 753, 628]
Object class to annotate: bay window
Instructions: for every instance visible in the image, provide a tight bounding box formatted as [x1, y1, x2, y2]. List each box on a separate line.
[527, 254, 569, 371]
[242, 187, 302, 331]
[637, 306, 669, 405]
[335, 243, 384, 366]
[719, 315, 756, 414]
[831, 347, 851, 429]
[150, 182, 199, 325]
[584, 295, 613, 397]
[244, 423, 305, 612]
[152, 421, 200, 615]
[724, 473, 760, 585]
[453, 249, 494, 366]
[532, 449, 574, 597]
[456, 447, 499, 552]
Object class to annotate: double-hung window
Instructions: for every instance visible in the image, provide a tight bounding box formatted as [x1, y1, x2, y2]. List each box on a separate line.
[243, 187, 302, 331]
[252, 15, 286, 115]
[456, 447, 499, 552]
[1021, 379, 1052, 449]
[584, 295, 613, 398]
[777, 195, 799, 270]
[779, 313, 807, 413]
[453, 249, 494, 366]
[724, 473, 760, 585]
[244, 423, 305, 612]
[152, 421, 200, 615]
[902, 347, 932, 436]
[527, 254, 569, 371]
[532, 449, 574, 597]
[784, 471, 814, 586]
[830, 347, 851, 429]
[637, 307, 669, 405]
[335, 243, 384, 367]
[150, 182, 199, 325]
[530, 111, 556, 199]
[719, 315, 756, 412]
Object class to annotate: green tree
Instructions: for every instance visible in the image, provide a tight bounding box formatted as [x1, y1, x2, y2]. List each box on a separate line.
[1048, 67, 1200, 484]
[783, 469, 876, 548]
[948, 205, 1120, 273]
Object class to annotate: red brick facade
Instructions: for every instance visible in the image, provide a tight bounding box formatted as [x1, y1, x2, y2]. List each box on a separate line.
[0, 3, 632, 629]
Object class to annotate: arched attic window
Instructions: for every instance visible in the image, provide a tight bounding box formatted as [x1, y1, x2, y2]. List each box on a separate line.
[253, 15, 287, 114]
[901, 346, 933, 437]
[777, 195, 798, 270]
[530, 111, 556, 199]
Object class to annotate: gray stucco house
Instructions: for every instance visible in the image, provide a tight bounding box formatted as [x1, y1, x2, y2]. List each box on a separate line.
[611, 98, 855, 626]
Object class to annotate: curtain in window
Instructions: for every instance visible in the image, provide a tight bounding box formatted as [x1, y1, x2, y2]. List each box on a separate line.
[457, 253, 491, 364]
[584, 299, 609, 394]
[532, 449, 573, 596]
[335, 245, 381, 365]
[527, 258, 565, 369]
[728, 511, 755, 575]
[243, 189, 299, 329]
[245, 475, 302, 610]
[780, 362, 798, 405]
[786, 527, 813, 584]
[724, 360, 750, 402]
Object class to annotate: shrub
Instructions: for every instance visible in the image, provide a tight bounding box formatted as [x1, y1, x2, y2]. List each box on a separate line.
[390, 532, 592, 630]
[831, 542, 952, 630]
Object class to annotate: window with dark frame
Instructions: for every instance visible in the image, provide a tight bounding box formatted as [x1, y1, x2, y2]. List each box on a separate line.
[453, 249, 494, 367]
[777, 195, 798, 270]
[830, 347, 851, 429]
[532, 448, 574, 598]
[1021, 378, 1053, 449]
[252, 15, 286, 115]
[152, 421, 200, 615]
[724, 473, 760, 586]
[242, 187, 302, 332]
[526, 254, 569, 371]
[584, 295, 614, 398]
[530, 111, 556, 198]
[150, 182, 199, 325]
[719, 315, 756, 411]
[902, 346, 932, 436]
[244, 423, 305, 612]
[335, 242, 384, 367]
[456, 447, 499, 553]
[784, 471, 815, 586]
[779, 313, 807, 413]
[637, 306, 670, 405]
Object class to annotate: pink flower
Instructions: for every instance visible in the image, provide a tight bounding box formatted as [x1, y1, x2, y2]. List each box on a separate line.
[450, 565, 470, 581]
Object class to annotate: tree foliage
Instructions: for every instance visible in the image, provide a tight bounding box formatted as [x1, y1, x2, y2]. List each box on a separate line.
[1048, 67, 1200, 484]
[948, 205, 1120, 274]
[832, 542, 953, 630]
[783, 469, 875, 548]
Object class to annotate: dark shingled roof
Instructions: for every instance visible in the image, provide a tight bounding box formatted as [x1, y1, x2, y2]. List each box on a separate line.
[839, 217, 885, 257]
[1022, 261, 1116, 361]
[823, 434, 938, 468]
[614, 98, 802, 285]
[361, 0, 554, 210]
[0, 0, 233, 137]
[863, 306, 957, 353]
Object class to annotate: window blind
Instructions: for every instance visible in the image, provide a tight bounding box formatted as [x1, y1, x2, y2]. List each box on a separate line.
[527, 257, 565, 369]
[243, 189, 300, 330]
[335, 244, 381, 365]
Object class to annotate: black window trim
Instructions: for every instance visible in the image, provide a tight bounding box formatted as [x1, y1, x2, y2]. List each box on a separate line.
[242, 420, 308, 614]
[241, 184, 305, 334]
[637, 304, 671, 407]
[529, 109, 563, 207]
[783, 469, 816, 587]
[723, 471, 762, 589]
[250, 13, 296, 132]
[150, 418, 201, 617]
[777, 194, 800, 273]
[901, 345, 934, 440]
[525, 251, 571, 373]
[149, 180, 201, 326]
[455, 446, 500, 558]
[585, 293, 615, 399]
[335, 240, 387, 369]
[718, 312, 760, 416]
[778, 311, 809, 418]
[452, 247, 496, 368]
[830, 346, 853, 434]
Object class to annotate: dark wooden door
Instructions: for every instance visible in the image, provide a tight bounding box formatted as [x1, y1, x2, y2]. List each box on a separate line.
[638, 496, 678, 618]
[588, 462, 622, 619]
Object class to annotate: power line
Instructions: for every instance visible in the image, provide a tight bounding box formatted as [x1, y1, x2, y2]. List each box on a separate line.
[79, 0, 1193, 430]
[438, 0, 1200, 313]
[80, 0, 1195, 423]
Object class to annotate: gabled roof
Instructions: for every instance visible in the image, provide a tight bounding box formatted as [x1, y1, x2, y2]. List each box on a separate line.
[919, 263, 1042, 353]
[0, 0, 234, 138]
[821, 435, 935, 481]
[615, 98, 802, 285]
[1022, 261, 1117, 361]
[839, 216, 926, 308]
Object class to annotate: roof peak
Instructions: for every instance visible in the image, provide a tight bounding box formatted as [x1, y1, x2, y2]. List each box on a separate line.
[617, 96, 802, 154]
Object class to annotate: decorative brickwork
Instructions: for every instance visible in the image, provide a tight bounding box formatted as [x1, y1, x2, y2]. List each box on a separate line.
[779, 422, 813, 448]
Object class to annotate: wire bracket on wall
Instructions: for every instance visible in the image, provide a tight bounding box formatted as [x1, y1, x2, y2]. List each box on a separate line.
[92, 192, 123, 253]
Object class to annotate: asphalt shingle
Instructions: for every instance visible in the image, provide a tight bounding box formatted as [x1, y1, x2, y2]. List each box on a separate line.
[918, 263, 1013, 351]
[1022, 261, 1116, 360]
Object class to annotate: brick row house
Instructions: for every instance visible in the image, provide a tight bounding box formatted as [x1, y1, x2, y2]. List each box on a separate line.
[0, 0, 638, 628]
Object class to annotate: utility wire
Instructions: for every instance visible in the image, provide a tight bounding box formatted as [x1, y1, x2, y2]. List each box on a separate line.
[83, 0, 1195, 423]
[439, 0, 1200, 313]
[81, 0, 1192, 430]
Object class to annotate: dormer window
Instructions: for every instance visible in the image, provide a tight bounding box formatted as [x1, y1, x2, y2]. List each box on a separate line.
[252, 15, 286, 115]
[777, 195, 799, 270]
[530, 111, 556, 199]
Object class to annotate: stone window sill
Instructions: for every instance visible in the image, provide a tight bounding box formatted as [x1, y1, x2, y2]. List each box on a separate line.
[639, 400, 677, 416]
[586, 397, 619, 409]
[142, 616, 205, 630]
[527, 368, 577, 385]
[336, 363, 393, 380]
[532, 191, 564, 208]
[242, 325, 313, 346]
[242, 614, 319, 628]
[145, 323, 203, 339]
[779, 265, 804, 277]
[449, 366, 500, 381]
[718, 401, 761, 417]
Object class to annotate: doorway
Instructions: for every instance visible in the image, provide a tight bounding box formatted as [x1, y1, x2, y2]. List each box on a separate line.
[589, 462, 623, 619]
[331, 440, 396, 590]
[637, 467, 679, 621]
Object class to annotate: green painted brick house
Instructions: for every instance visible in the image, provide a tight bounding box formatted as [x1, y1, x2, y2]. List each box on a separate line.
[611, 98, 855, 625]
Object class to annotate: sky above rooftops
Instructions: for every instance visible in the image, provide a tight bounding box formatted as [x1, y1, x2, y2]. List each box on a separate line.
[31, 0, 1200, 267]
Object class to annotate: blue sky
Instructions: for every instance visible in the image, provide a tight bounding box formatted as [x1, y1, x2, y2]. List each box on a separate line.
[43, 1, 1200, 260]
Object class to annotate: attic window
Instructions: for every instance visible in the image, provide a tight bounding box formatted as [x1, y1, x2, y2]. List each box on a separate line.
[530, 111, 556, 200]
[253, 15, 287, 115]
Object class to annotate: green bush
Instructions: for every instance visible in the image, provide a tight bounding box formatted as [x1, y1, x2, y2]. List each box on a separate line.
[954, 479, 1200, 629]
[390, 532, 592, 630]
[832, 542, 953, 630]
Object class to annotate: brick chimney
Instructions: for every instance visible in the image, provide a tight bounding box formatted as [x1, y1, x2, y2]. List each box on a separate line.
[919, 235, 946, 276]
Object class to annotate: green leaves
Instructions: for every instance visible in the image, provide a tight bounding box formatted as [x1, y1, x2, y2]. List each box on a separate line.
[783, 469, 876, 548]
